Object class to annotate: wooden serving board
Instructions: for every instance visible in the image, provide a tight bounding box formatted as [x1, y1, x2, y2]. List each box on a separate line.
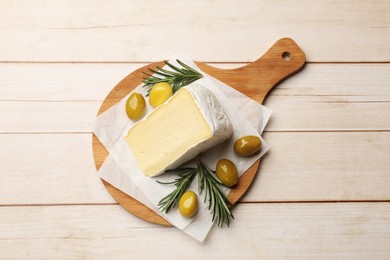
[92, 38, 306, 226]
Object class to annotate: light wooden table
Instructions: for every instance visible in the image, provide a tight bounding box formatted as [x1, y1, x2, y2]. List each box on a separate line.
[1, 1, 389, 258]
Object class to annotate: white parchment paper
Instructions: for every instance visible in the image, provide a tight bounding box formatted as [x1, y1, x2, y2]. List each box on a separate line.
[91, 59, 272, 241]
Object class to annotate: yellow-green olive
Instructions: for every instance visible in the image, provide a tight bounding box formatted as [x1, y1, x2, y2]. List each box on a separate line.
[126, 92, 146, 120]
[149, 82, 173, 108]
[234, 135, 262, 156]
[179, 190, 198, 218]
[216, 159, 238, 187]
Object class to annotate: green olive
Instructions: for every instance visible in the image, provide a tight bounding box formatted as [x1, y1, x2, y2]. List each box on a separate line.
[234, 135, 262, 156]
[216, 159, 238, 187]
[126, 92, 146, 120]
[179, 190, 198, 218]
[149, 82, 173, 108]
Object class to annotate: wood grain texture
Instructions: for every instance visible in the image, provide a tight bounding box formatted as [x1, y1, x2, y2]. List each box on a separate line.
[92, 38, 306, 225]
[0, 0, 389, 62]
[1, 131, 389, 204]
[0, 134, 114, 204]
[1, 63, 389, 102]
[1, 203, 389, 258]
[2, 98, 390, 133]
[1, 0, 389, 256]
[1, 64, 389, 133]
[0, 101, 100, 133]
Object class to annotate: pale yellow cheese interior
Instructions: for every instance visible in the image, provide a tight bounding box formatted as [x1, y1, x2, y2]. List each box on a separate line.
[125, 88, 212, 176]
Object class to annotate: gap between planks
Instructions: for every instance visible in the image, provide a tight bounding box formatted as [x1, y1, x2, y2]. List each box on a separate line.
[2, 200, 390, 207]
[0, 130, 389, 135]
[0, 61, 389, 64]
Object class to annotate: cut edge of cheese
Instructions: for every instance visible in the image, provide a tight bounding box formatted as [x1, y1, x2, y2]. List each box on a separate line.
[125, 83, 232, 177]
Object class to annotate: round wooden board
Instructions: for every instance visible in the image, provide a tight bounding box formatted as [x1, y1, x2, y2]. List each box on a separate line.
[92, 38, 306, 226]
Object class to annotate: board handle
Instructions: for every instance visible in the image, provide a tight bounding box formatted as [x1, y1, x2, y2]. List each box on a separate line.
[196, 38, 306, 104]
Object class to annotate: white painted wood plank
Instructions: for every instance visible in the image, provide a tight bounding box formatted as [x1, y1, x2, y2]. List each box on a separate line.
[264, 63, 390, 131]
[0, 63, 389, 132]
[0, 134, 114, 204]
[270, 64, 390, 98]
[0, 63, 245, 101]
[1, 63, 389, 101]
[0, 132, 388, 204]
[1, 96, 388, 132]
[0, 63, 135, 101]
[0, 203, 389, 258]
[0, 1, 389, 62]
[0, 101, 100, 133]
[265, 95, 390, 131]
[247, 131, 390, 201]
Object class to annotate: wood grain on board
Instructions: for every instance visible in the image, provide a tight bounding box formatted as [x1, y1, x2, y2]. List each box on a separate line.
[1, 64, 390, 133]
[1, 131, 389, 204]
[92, 38, 306, 225]
[1, 0, 390, 257]
[1, 63, 389, 102]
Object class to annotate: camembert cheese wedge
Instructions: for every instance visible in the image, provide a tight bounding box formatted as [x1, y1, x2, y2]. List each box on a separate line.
[125, 83, 233, 177]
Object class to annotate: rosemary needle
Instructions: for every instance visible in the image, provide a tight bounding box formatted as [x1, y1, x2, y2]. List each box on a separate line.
[142, 60, 203, 94]
[157, 167, 197, 214]
[157, 161, 234, 227]
[197, 161, 234, 227]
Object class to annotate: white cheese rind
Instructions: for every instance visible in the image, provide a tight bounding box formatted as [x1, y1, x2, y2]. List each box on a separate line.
[125, 83, 232, 177]
[183, 83, 233, 157]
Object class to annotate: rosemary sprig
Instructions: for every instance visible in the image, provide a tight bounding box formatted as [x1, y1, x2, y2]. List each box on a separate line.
[197, 161, 234, 227]
[156, 161, 234, 227]
[142, 59, 203, 94]
[157, 167, 197, 213]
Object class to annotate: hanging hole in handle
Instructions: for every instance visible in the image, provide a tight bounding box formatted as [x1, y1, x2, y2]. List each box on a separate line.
[282, 51, 291, 61]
